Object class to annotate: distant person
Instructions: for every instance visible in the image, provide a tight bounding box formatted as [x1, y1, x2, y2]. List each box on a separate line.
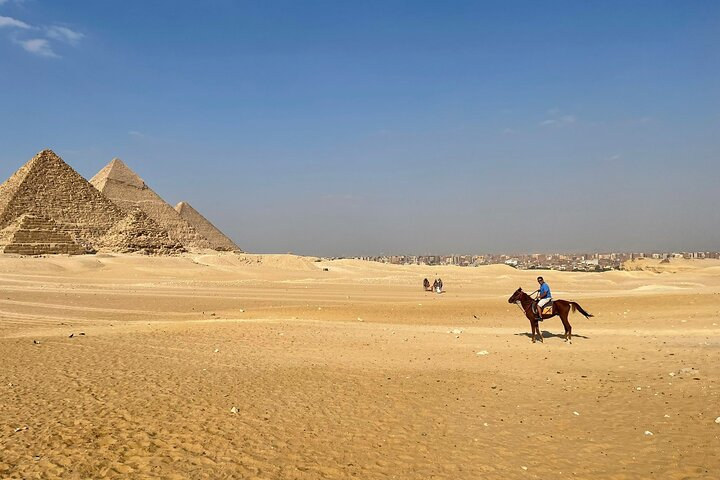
[437, 278, 443, 293]
[423, 278, 431, 291]
[432, 278, 439, 292]
[533, 276, 552, 320]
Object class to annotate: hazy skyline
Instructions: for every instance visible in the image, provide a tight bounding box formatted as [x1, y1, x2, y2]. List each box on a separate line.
[1, 1, 718, 256]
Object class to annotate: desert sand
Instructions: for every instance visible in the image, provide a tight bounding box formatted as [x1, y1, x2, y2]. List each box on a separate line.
[1, 254, 718, 479]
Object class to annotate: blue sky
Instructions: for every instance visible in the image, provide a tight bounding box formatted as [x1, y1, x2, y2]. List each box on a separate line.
[1, 1, 718, 255]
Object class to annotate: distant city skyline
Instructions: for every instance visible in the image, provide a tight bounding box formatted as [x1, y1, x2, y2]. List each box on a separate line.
[1, 1, 718, 256]
[351, 251, 720, 272]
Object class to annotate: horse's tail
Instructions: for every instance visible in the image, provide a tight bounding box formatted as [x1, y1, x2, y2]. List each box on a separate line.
[570, 302, 593, 318]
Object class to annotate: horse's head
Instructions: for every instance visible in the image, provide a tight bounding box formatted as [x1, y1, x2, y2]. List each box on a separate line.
[507, 287, 523, 303]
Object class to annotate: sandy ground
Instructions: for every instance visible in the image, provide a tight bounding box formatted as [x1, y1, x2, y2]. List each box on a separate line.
[1, 253, 718, 479]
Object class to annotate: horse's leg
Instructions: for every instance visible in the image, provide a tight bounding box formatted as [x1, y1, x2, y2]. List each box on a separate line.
[559, 306, 572, 343]
[529, 318, 537, 343]
[530, 319, 536, 343]
[537, 318, 544, 343]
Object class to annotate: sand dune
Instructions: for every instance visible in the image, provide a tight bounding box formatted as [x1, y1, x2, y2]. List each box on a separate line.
[1, 254, 719, 479]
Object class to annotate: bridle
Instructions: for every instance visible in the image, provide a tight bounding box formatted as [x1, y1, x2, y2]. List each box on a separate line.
[512, 291, 536, 315]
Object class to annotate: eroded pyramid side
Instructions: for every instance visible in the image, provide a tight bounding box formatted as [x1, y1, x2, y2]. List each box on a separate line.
[175, 201, 241, 252]
[90, 159, 212, 249]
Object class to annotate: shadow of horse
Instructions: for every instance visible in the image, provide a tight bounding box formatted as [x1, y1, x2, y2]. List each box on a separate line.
[514, 331, 590, 340]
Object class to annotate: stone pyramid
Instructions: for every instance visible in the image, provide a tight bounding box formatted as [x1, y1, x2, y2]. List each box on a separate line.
[0, 149, 183, 254]
[0, 149, 127, 245]
[175, 201, 241, 252]
[99, 207, 185, 255]
[0, 213, 87, 255]
[90, 159, 212, 249]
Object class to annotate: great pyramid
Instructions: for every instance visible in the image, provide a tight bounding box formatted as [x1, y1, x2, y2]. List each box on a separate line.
[0, 214, 87, 255]
[0, 149, 184, 254]
[175, 201, 241, 252]
[90, 159, 212, 249]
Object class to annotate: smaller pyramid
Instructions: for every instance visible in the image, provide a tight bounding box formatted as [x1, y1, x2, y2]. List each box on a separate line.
[175, 202, 241, 252]
[90, 159, 211, 249]
[99, 208, 186, 255]
[0, 214, 87, 255]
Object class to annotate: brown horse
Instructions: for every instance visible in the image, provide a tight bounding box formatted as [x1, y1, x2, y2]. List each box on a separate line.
[507, 287, 593, 344]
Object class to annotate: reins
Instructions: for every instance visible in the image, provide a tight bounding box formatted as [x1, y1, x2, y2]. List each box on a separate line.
[514, 292, 536, 316]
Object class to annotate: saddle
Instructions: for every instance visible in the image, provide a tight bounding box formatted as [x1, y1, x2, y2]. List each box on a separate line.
[532, 300, 553, 316]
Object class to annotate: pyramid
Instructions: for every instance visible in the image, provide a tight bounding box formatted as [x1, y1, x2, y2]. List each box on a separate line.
[175, 201, 241, 252]
[99, 207, 185, 255]
[90, 159, 212, 249]
[0, 150, 182, 254]
[0, 213, 87, 255]
[0, 150, 127, 244]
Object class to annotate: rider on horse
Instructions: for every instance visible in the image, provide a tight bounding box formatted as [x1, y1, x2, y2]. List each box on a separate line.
[533, 276, 551, 321]
[507, 282, 592, 344]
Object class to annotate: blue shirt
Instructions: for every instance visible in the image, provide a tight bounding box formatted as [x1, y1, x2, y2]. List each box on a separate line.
[539, 283, 551, 299]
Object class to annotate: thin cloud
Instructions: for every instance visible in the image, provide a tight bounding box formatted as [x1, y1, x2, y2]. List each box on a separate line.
[17, 38, 59, 58]
[0, 15, 31, 29]
[128, 130, 157, 141]
[539, 111, 576, 127]
[46, 25, 84, 45]
[1, 6, 84, 58]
